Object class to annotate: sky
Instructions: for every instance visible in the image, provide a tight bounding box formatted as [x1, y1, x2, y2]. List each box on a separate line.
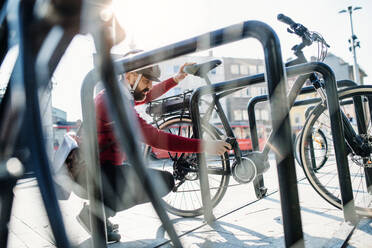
[51, 0, 372, 121]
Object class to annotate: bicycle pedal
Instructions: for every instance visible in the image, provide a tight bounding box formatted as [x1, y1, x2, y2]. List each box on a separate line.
[259, 187, 268, 196]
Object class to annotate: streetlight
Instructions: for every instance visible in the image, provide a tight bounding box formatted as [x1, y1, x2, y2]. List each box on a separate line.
[339, 6, 362, 84]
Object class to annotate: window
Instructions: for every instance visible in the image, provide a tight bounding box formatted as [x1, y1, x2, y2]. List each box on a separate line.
[231, 64, 239, 74]
[211, 68, 217, 74]
[251, 87, 258, 96]
[249, 65, 257, 74]
[261, 110, 269, 121]
[240, 65, 249, 74]
[260, 87, 267, 95]
[243, 111, 248, 120]
[234, 110, 242, 120]
[246, 88, 250, 97]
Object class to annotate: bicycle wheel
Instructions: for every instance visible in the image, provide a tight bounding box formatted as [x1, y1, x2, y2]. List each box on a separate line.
[300, 86, 372, 217]
[144, 116, 230, 217]
[294, 129, 328, 171]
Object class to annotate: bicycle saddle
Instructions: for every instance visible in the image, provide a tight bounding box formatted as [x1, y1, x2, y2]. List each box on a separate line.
[184, 59, 222, 77]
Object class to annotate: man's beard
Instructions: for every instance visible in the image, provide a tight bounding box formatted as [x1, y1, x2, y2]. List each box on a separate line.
[133, 90, 146, 101]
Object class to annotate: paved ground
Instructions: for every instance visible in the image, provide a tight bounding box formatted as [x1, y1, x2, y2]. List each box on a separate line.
[7, 157, 372, 248]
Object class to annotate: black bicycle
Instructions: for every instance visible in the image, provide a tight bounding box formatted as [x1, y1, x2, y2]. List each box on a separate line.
[294, 115, 329, 171]
[144, 14, 372, 218]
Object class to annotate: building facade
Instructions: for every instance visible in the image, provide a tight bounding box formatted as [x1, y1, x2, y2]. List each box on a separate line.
[131, 51, 368, 145]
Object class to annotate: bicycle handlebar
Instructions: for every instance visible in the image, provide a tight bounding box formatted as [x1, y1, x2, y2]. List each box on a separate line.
[277, 13, 296, 27]
[277, 13, 330, 48]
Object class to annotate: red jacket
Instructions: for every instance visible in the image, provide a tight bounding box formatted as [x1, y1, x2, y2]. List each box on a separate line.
[95, 78, 201, 165]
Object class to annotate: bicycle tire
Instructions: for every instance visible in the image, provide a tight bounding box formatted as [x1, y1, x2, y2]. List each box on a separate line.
[144, 116, 230, 217]
[294, 129, 328, 171]
[299, 86, 372, 217]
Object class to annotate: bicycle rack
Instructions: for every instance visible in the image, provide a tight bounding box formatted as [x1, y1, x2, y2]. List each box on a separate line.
[188, 21, 303, 247]
[0, 0, 362, 246]
[248, 78, 372, 206]
[0, 2, 24, 246]
[283, 65, 360, 224]
[83, 19, 304, 247]
[190, 61, 364, 245]
[247, 79, 359, 154]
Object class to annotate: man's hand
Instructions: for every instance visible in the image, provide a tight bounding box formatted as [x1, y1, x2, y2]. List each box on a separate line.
[173, 62, 196, 83]
[203, 140, 232, 156]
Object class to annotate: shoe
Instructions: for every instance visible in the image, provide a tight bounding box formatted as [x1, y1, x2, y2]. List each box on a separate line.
[106, 218, 119, 233]
[77, 203, 121, 243]
[107, 230, 121, 243]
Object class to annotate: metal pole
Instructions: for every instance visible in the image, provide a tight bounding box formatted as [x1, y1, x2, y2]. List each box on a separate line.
[348, 7, 361, 85]
[340, 6, 362, 85]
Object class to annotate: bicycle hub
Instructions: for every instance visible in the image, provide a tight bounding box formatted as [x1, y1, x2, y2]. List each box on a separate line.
[232, 152, 270, 184]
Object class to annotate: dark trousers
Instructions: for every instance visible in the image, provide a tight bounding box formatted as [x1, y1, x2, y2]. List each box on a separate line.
[74, 164, 174, 217]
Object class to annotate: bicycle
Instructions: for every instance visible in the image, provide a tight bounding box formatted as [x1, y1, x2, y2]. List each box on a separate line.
[276, 14, 372, 216]
[294, 109, 329, 171]
[298, 86, 372, 216]
[144, 14, 372, 218]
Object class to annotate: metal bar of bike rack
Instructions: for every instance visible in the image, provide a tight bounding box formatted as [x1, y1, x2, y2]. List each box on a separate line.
[0, 178, 16, 247]
[81, 3, 181, 246]
[13, 1, 72, 247]
[80, 20, 287, 245]
[82, 20, 303, 246]
[80, 70, 108, 248]
[82, 3, 177, 247]
[248, 78, 367, 215]
[0, 2, 25, 246]
[190, 21, 303, 247]
[81, 18, 359, 245]
[246, 75, 307, 198]
[286, 63, 358, 223]
[247, 79, 359, 163]
[0, 1, 9, 66]
[192, 61, 359, 243]
[1, 1, 83, 245]
[80, 8, 108, 247]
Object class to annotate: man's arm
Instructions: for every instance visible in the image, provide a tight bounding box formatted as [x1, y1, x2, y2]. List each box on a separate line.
[137, 114, 231, 155]
[136, 62, 195, 105]
[137, 114, 201, 152]
[136, 77, 177, 105]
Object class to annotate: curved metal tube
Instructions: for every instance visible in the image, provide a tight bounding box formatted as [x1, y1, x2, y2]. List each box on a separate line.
[189, 20, 302, 246]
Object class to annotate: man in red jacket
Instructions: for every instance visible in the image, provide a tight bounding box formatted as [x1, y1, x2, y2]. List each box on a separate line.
[77, 61, 231, 242]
